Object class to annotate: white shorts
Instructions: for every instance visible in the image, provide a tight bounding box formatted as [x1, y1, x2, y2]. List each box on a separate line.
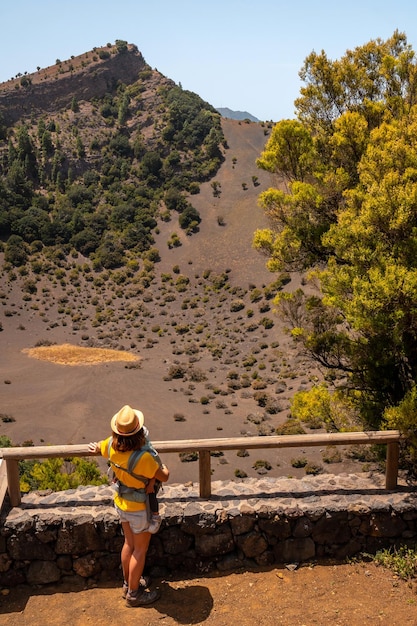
[114, 504, 149, 534]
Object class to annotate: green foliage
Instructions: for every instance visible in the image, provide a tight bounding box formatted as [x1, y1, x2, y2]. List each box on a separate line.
[305, 462, 323, 475]
[165, 188, 187, 212]
[373, 545, 417, 580]
[384, 386, 417, 472]
[5, 234, 28, 266]
[276, 419, 306, 435]
[70, 96, 79, 112]
[255, 30, 417, 445]
[230, 299, 245, 312]
[178, 205, 201, 232]
[19, 457, 107, 493]
[290, 384, 330, 426]
[252, 459, 272, 471]
[115, 40, 128, 54]
[94, 234, 125, 269]
[109, 133, 132, 156]
[322, 445, 342, 463]
[291, 456, 308, 468]
[162, 86, 221, 152]
[290, 384, 359, 432]
[257, 119, 316, 182]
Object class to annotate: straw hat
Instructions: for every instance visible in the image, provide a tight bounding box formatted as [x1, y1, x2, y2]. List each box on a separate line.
[110, 405, 144, 436]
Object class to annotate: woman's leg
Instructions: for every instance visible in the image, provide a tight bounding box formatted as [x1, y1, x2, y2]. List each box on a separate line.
[121, 521, 152, 593]
[120, 521, 134, 585]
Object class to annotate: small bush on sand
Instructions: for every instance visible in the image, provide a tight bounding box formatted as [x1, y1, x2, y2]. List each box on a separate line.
[0, 414, 15, 423]
[276, 419, 306, 436]
[291, 456, 308, 468]
[253, 459, 272, 472]
[167, 364, 187, 379]
[179, 452, 199, 462]
[322, 445, 342, 463]
[305, 462, 323, 475]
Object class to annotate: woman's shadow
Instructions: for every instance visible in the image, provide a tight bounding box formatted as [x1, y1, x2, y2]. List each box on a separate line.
[153, 581, 213, 623]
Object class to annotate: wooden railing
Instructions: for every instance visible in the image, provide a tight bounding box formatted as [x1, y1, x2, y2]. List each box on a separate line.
[0, 430, 402, 507]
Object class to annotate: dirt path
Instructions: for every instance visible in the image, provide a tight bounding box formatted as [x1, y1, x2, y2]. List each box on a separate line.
[1, 561, 416, 626]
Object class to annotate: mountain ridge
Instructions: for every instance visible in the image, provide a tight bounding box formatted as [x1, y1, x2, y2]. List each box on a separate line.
[0, 43, 152, 125]
[0, 42, 260, 128]
[216, 107, 260, 122]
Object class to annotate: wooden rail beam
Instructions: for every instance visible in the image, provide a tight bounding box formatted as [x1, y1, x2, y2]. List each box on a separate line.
[0, 430, 403, 505]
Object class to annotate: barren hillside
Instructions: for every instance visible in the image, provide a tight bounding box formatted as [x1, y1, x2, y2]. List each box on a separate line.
[0, 115, 367, 485]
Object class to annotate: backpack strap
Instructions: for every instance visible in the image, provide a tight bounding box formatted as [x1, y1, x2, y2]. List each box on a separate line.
[143, 438, 162, 466]
[125, 448, 150, 485]
[107, 438, 150, 485]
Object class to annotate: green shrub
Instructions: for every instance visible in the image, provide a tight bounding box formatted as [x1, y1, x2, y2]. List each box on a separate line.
[250, 288, 263, 302]
[179, 452, 198, 462]
[19, 457, 107, 493]
[168, 364, 187, 379]
[260, 317, 274, 329]
[305, 462, 323, 475]
[252, 459, 272, 471]
[322, 445, 342, 463]
[230, 299, 245, 312]
[291, 456, 308, 468]
[373, 545, 417, 580]
[276, 419, 306, 435]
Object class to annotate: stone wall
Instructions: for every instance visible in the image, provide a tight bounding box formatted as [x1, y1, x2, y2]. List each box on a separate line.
[1, 473, 417, 589]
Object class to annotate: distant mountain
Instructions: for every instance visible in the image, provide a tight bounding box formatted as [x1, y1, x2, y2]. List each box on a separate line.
[216, 107, 260, 122]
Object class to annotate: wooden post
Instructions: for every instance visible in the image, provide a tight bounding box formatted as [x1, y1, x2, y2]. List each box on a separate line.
[199, 449, 211, 498]
[6, 459, 21, 507]
[385, 441, 399, 490]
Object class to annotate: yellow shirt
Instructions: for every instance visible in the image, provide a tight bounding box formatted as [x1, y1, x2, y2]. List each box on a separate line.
[101, 436, 159, 512]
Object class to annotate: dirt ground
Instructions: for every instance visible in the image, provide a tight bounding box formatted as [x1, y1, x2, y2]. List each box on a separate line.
[1, 561, 416, 626]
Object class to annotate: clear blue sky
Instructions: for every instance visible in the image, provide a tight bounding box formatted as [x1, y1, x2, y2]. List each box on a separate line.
[1, 1, 417, 121]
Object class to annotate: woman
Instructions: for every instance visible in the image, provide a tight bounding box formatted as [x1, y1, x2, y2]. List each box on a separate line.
[89, 404, 169, 607]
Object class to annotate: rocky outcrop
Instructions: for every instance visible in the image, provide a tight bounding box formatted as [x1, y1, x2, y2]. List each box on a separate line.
[1, 474, 417, 588]
[0, 46, 146, 125]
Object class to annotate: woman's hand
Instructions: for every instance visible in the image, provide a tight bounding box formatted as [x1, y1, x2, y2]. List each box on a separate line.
[88, 441, 100, 454]
[146, 477, 156, 494]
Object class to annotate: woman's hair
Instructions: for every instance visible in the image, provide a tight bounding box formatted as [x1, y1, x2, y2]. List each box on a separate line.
[111, 428, 145, 452]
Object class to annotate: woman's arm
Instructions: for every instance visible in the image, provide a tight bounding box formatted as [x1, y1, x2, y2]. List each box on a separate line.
[155, 463, 170, 483]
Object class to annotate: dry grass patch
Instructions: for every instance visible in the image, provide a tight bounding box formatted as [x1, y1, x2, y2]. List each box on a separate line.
[22, 343, 139, 366]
